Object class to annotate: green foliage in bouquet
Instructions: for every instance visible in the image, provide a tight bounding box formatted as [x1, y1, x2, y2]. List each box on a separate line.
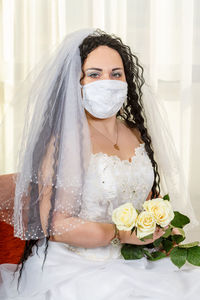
[121, 194, 200, 269]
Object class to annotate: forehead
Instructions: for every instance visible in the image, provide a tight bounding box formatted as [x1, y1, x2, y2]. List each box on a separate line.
[83, 45, 124, 69]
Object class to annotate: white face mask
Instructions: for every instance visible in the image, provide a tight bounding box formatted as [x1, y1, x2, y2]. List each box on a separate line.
[81, 80, 128, 119]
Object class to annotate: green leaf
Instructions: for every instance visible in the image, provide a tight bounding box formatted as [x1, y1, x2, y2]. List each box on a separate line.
[143, 248, 154, 259]
[153, 237, 163, 247]
[163, 194, 170, 201]
[147, 251, 166, 261]
[162, 239, 174, 253]
[121, 244, 144, 260]
[179, 241, 199, 248]
[140, 233, 153, 241]
[187, 246, 200, 266]
[175, 227, 185, 238]
[169, 247, 187, 268]
[171, 211, 190, 228]
[162, 227, 172, 238]
[144, 242, 154, 249]
[171, 234, 185, 244]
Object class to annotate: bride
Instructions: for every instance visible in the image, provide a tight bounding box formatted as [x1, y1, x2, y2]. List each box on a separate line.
[0, 28, 200, 300]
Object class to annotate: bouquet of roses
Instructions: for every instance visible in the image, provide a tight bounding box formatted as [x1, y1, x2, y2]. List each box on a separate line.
[112, 195, 200, 269]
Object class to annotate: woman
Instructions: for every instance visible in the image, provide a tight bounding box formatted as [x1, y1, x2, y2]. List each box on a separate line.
[0, 28, 200, 300]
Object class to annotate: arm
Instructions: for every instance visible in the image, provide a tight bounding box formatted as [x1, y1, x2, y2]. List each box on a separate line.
[50, 213, 117, 248]
[40, 189, 165, 247]
[49, 212, 166, 247]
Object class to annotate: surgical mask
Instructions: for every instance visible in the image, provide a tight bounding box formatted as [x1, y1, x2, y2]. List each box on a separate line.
[81, 80, 128, 119]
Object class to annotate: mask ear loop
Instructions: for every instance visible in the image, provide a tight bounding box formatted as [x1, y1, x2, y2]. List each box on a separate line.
[79, 83, 83, 98]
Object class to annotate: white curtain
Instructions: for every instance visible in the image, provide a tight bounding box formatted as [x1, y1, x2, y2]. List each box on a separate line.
[0, 0, 200, 227]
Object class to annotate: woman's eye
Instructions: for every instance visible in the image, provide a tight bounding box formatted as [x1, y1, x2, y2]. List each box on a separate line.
[87, 72, 100, 78]
[112, 72, 122, 78]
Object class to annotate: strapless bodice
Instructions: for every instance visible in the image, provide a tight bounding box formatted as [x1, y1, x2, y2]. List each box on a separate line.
[79, 143, 154, 223]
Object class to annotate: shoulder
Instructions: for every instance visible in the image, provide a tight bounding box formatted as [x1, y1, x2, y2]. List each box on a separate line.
[117, 118, 143, 144]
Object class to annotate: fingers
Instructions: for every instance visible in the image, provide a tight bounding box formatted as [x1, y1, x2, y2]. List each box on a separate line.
[171, 227, 180, 235]
[156, 225, 169, 235]
[155, 227, 165, 238]
[159, 229, 165, 237]
[153, 228, 162, 241]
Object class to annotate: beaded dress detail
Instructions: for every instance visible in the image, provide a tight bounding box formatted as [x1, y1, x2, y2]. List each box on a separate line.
[80, 143, 154, 222]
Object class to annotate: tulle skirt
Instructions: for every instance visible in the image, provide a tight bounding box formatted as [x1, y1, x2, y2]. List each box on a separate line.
[0, 239, 200, 300]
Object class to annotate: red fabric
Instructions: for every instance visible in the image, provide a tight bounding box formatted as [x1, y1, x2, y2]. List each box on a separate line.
[0, 173, 25, 264]
[0, 221, 25, 264]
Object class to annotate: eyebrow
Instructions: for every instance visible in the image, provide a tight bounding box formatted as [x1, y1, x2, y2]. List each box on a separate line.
[85, 67, 123, 71]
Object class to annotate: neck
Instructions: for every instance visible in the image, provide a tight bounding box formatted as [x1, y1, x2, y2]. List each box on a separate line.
[86, 111, 118, 137]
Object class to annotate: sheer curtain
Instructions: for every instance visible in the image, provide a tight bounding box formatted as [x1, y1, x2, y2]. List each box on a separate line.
[0, 0, 199, 226]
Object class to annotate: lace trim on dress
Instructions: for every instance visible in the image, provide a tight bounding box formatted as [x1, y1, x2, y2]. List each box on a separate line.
[91, 143, 145, 164]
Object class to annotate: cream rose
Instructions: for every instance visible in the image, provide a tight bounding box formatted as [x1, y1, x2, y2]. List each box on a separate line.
[112, 202, 138, 231]
[143, 198, 174, 227]
[136, 211, 156, 239]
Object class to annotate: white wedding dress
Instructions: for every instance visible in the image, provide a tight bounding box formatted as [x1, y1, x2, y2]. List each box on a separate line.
[1, 143, 200, 300]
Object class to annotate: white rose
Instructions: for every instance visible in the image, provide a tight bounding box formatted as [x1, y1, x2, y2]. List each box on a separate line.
[136, 211, 156, 239]
[143, 198, 174, 227]
[112, 202, 138, 231]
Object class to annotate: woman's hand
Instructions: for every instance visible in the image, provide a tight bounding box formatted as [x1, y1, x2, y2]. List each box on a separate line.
[120, 225, 169, 245]
[171, 227, 181, 235]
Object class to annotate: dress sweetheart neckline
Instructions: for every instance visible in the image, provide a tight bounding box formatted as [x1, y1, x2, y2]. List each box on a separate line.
[91, 143, 144, 163]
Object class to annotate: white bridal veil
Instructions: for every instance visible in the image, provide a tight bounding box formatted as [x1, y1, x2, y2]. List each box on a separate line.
[0, 28, 198, 240]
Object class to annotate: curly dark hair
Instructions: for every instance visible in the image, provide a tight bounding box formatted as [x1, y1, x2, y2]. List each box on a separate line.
[16, 29, 160, 287]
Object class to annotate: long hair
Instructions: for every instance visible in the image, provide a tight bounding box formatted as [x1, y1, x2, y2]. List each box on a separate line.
[17, 29, 160, 285]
